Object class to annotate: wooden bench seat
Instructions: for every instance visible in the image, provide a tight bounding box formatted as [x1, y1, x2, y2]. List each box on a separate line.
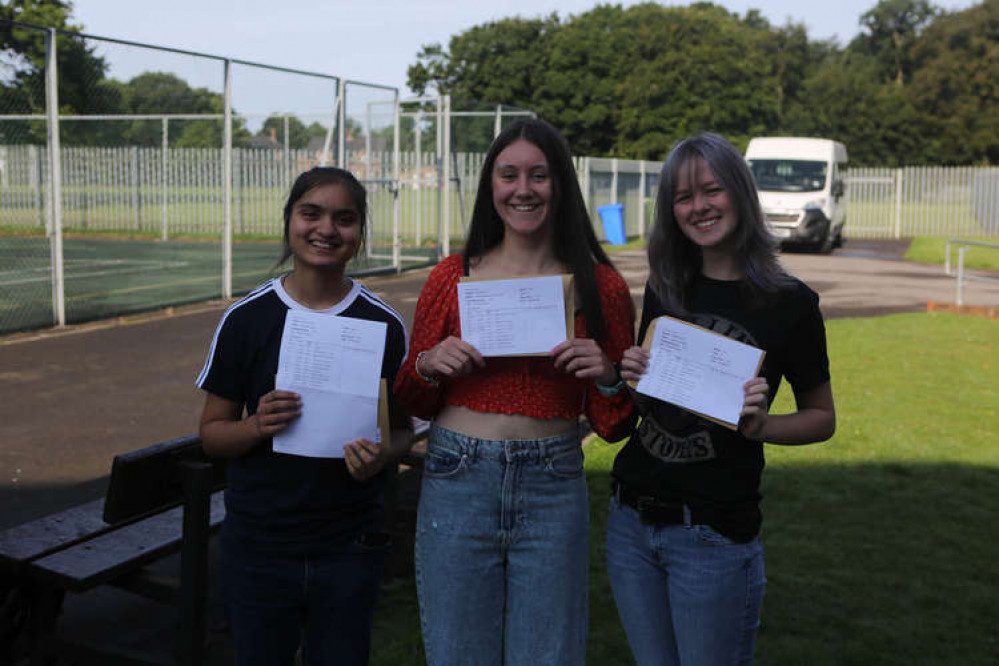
[28, 492, 225, 592]
[0, 435, 225, 666]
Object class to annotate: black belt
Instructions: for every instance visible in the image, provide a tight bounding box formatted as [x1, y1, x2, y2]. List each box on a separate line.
[613, 481, 688, 526]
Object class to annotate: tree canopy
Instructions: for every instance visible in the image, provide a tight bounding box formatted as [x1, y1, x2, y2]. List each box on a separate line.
[407, 0, 998, 166]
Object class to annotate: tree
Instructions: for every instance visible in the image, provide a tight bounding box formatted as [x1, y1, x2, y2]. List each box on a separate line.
[258, 115, 324, 150]
[851, 0, 937, 85]
[1, 0, 118, 144]
[407, 14, 557, 105]
[403, 0, 993, 165]
[610, 4, 778, 157]
[783, 56, 923, 165]
[117, 72, 251, 147]
[906, 0, 999, 164]
[406, 15, 558, 152]
[532, 4, 629, 156]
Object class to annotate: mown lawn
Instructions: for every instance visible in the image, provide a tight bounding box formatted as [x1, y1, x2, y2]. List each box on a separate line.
[905, 236, 999, 271]
[370, 312, 999, 665]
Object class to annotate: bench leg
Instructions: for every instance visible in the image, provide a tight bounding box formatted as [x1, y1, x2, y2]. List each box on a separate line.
[27, 583, 63, 666]
[178, 460, 213, 666]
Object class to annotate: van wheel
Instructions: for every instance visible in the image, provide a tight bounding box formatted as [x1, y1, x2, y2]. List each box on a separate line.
[817, 232, 834, 254]
[833, 229, 844, 249]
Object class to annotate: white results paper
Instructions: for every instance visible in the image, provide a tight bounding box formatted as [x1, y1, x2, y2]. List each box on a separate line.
[457, 275, 568, 356]
[273, 310, 386, 458]
[635, 316, 764, 429]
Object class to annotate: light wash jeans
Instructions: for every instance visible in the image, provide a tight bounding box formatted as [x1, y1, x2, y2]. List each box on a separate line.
[415, 423, 589, 666]
[606, 497, 766, 666]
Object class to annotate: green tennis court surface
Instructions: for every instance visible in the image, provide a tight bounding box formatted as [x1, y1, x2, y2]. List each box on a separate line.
[1, 236, 431, 334]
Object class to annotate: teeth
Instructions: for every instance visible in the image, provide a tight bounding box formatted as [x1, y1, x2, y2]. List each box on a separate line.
[694, 218, 718, 228]
[513, 204, 537, 211]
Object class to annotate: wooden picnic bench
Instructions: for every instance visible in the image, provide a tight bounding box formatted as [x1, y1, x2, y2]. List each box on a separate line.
[0, 434, 226, 666]
[0, 422, 430, 665]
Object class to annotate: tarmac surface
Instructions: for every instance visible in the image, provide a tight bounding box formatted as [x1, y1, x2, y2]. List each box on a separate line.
[2, 238, 999, 663]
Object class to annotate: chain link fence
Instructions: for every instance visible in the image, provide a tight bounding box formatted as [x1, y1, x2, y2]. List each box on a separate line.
[0, 22, 549, 335]
[7, 22, 994, 336]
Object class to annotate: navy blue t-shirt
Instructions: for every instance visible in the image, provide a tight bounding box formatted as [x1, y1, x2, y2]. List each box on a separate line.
[196, 277, 408, 554]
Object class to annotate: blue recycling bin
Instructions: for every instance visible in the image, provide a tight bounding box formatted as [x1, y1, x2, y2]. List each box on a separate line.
[597, 203, 627, 245]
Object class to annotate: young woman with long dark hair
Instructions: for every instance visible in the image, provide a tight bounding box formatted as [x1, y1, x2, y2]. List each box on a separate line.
[394, 119, 637, 665]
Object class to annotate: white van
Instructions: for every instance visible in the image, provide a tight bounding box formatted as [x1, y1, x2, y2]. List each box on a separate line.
[745, 137, 848, 253]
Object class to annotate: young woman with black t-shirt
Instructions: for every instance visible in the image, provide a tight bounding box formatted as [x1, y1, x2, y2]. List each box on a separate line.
[196, 167, 410, 666]
[609, 133, 836, 666]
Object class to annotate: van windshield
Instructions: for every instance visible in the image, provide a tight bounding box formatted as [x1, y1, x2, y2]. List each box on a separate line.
[748, 159, 827, 193]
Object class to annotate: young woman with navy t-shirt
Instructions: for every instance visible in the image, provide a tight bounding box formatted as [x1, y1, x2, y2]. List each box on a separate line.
[196, 167, 409, 666]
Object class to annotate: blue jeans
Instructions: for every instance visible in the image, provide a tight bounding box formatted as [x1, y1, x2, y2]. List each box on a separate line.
[606, 497, 766, 666]
[221, 534, 386, 666]
[415, 423, 589, 666]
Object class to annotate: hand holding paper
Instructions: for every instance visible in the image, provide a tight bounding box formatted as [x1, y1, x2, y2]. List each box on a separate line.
[419, 335, 485, 381]
[551, 337, 617, 383]
[736, 376, 771, 439]
[253, 389, 302, 437]
[343, 437, 387, 481]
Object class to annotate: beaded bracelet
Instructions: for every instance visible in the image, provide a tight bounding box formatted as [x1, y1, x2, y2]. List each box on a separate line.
[415, 350, 439, 386]
[595, 364, 626, 396]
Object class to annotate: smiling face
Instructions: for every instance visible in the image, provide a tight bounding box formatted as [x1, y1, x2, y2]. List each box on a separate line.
[672, 155, 738, 252]
[491, 139, 553, 241]
[286, 182, 362, 273]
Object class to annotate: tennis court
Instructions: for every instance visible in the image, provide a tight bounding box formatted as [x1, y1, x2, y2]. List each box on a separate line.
[0, 235, 419, 334]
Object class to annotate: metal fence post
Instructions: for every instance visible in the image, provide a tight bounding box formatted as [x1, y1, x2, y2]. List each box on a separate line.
[337, 80, 347, 168]
[442, 94, 451, 258]
[161, 117, 169, 240]
[393, 91, 402, 271]
[283, 114, 291, 185]
[611, 158, 619, 206]
[31, 145, 43, 229]
[415, 109, 423, 248]
[956, 246, 966, 306]
[45, 28, 65, 327]
[435, 99, 443, 261]
[222, 59, 233, 299]
[639, 160, 647, 239]
[130, 146, 140, 231]
[893, 168, 903, 239]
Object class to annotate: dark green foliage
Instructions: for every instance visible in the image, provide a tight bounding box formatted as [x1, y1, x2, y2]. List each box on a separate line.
[406, 0, 999, 166]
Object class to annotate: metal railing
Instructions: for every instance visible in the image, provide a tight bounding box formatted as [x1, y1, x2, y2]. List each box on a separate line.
[944, 239, 999, 306]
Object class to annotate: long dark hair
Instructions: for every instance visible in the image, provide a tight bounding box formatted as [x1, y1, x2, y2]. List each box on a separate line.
[277, 166, 367, 267]
[464, 118, 615, 342]
[647, 132, 792, 312]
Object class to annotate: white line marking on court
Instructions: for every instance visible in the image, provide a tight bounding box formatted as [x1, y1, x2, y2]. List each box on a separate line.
[0, 259, 191, 287]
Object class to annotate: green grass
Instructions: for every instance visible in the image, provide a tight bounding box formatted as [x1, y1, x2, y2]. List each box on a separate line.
[905, 236, 999, 271]
[369, 312, 999, 665]
[603, 236, 647, 252]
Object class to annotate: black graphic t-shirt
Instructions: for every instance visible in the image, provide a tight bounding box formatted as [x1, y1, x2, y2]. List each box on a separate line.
[611, 276, 829, 541]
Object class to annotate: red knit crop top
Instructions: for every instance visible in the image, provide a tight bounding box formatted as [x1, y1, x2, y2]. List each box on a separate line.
[394, 254, 637, 442]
